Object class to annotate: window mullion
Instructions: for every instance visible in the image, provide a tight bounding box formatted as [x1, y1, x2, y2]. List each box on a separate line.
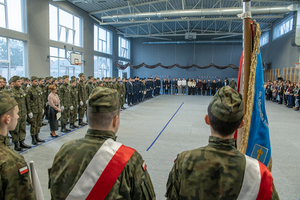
[4, 0, 8, 29]
[7, 38, 10, 79]
[57, 7, 59, 42]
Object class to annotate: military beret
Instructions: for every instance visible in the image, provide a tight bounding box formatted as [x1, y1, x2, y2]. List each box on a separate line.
[112, 77, 115, 79]
[102, 77, 105, 80]
[50, 76, 53, 79]
[0, 91, 18, 116]
[8, 80, 12, 84]
[97, 77, 100, 80]
[63, 75, 69, 79]
[88, 76, 93, 80]
[76, 78, 79, 80]
[209, 86, 244, 122]
[58, 77, 62, 80]
[117, 77, 120, 79]
[52, 78, 57, 81]
[99, 81, 103, 84]
[38, 78, 44, 81]
[71, 76, 76, 80]
[87, 87, 119, 113]
[24, 77, 29, 81]
[79, 73, 84, 77]
[70, 79, 76, 83]
[3, 77, 6, 81]
[31, 76, 38, 81]
[11, 76, 20, 83]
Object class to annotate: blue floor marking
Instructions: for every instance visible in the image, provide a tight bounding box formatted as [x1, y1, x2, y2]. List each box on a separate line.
[146, 102, 184, 151]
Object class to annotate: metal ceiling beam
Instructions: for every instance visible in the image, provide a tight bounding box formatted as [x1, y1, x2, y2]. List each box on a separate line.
[100, 15, 284, 25]
[100, 5, 295, 20]
[121, 33, 242, 38]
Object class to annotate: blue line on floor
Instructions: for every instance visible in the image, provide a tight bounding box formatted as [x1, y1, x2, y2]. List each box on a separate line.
[19, 125, 88, 154]
[146, 102, 184, 151]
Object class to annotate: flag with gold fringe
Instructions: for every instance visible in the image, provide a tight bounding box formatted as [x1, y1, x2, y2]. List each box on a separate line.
[240, 21, 272, 170]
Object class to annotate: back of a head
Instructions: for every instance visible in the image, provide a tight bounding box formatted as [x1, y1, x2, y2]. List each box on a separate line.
[207, 86, 244, 137]
[87, 87, 120, 130]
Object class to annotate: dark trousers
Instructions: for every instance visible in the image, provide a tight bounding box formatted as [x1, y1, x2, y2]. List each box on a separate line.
[211, 89, 216, 96]
[288, 95, 294, 108]
[207, 88, 211, 96]
[49, 106, 58, 131]
[128, 94, 132, 105]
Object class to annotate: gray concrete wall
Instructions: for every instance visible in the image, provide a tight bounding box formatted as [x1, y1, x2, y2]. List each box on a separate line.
[130, 38, 242, 80]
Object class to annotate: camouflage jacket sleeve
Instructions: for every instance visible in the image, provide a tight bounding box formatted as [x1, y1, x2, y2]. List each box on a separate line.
[78, 83, 83, 102]
[26, 88, 32, 114]
[0, 145, 36, 200]
[165, 156, 180, 200]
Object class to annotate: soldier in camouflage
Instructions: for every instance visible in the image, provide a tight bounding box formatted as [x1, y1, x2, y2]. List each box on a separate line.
[0, 91, 36, 200]
[77, 73, 87, 126]
[22, 77, 30, 92]
[116, 77, 126, 110]
[26, 76, 45, 145]
[9, 76, 31, 151]
[60, 75, 71, 132]
[69, 79, 79, 129]
[86, 76, 94, 98]
[57, 77, 62, 96]
[49, 87, 156, 200]
[166, 86, 279, 200]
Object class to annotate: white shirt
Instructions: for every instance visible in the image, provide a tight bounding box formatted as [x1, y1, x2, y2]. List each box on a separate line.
[182, 80, 186, 86]
[177, 80, 182, 86]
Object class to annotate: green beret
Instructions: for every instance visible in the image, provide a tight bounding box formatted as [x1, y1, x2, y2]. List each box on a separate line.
[71, 76, 76, 80]
[97, 77, 100, 80]
[79, 73, 84, 77]
[50, 76, 53, 79]
[117, 77, 120, 79]
[31, 76, 38, 81]
[209, 86, 244, 122]
[8, 80, 12, 84]
[102, 77, 105, 80]
[38, 78, 44, 81]
[87, 87, 119, 113]
[122, 77, 125, 80]
[11, 76, 20, 83]
[52, 78, 57, 81]
[3, 77, 6, 81]
[99, 81, 103, 84]
[70, 79, 76, 83]
[0, 91, 18, 115]
[76, 78, 79, 80]
[57, 77, 62, 80]
[63, 75, 69, 79]
[112, 77, 115, 79]
[88, 76, 93, 80]
[24, 77, 29, 81]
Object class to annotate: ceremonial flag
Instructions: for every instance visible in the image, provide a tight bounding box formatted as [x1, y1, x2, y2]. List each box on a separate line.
[244, 50, 271, 168]
[29, 161, 45, 200]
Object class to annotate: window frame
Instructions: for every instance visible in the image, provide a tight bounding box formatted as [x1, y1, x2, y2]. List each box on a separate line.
[49, 3, 83, 47]
[94, 55, 112, 79]
[118, 36, 130, 59]
[273, 15, 294, 41]
[260, 32, 269, 47]
[94, 24, 112, 55]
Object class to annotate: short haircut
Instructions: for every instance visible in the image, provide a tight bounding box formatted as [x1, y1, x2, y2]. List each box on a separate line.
[87, 109, 120, 129]
[0, 106, 16, 125]
[207, 104, 243, 137]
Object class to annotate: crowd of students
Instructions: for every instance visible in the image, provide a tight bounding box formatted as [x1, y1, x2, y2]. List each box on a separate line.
[265, 79, 300, 111]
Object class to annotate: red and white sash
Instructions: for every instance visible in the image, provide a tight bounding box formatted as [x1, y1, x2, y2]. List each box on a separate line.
[66, 138, 135, 200]
[237, 155, 273, 200]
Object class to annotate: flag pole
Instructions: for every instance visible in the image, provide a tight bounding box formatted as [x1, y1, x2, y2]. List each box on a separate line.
[237, 0, 251, 150]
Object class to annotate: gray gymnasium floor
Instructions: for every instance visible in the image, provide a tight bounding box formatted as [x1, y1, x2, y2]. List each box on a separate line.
[18, 95, 300, 200]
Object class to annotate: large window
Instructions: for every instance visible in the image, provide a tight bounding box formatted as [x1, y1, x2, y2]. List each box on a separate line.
[118, 60, 130, 79]
[273, 16, 293, 40]
[118, 36, 130, 59]
[49, 4, 82, 46]
[94, 25, 112, 54]
[260, 32, 269, 47]
[0, 0, 26, 32]
[0, 36, 26, 80]
[50, 47, 82, 77]
[94, 56, 112, 79]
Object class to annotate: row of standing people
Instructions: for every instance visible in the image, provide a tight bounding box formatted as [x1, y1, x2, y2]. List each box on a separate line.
[162, 77, 237, 95]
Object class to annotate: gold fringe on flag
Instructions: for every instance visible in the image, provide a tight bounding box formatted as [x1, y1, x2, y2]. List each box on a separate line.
[239, 21, 272, 171]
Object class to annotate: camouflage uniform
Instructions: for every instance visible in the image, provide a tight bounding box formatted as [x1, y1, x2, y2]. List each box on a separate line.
[9, 84, 29, 149]
[60, 76, 71, 131]
[229, 80, 237, 90]
[49, 87, 155, 200]
[77, 73, 87, 125]
[165, 86, 279, 200]
[26, 77, 44, 143]
[70, 80, 78, 127]
[121, 78, 126, 108]
[86, 82, 94, 99]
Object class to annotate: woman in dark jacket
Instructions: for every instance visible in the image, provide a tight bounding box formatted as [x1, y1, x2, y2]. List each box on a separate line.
[202, 80, 207, 96]
[211, 80, 217, 96]
[286, 83, 295, 108]
[48, 85, 61, 137]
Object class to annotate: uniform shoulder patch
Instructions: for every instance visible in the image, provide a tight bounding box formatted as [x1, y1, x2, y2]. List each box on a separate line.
[19, 166, 29, 175]
[142, 161, 147, 171]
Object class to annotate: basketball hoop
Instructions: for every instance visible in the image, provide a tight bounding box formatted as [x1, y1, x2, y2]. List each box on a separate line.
[75, 63, 82, 65]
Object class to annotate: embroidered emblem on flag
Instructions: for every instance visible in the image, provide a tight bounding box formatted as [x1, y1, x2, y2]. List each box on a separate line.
[19, 166, 29, 175]
[250, 144, 268, 163]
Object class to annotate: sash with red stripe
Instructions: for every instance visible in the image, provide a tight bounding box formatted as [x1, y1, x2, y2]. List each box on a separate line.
[66, 138, 135, 200]
[237, 155, 273, 200]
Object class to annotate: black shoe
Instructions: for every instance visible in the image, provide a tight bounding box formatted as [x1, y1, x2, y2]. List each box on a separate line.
[78, 119, 87, 126]
[14, 142, 22, 151]
[121, 107, 126, 110]
[70, 123, 79, 129]
[20, 140, 31, 148]
[61, 124, 69, 132]
[50, 133, 59, 137]
[35, 134, 45, 143]
[31, 135, 37, 145]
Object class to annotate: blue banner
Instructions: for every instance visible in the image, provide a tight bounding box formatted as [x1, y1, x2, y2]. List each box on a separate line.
[245, 50, 271, 166]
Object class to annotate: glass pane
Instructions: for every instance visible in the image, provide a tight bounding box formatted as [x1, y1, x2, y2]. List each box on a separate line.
[0, 63, 9, 81]
[7, 0, 22, 32]
[99, 40, 103, 52]
[94, 25, 98, 51]
[67, 30, 74, 44]
[59, 9, 72, 28]
[49, 4, 58, 41]
[107, 32, 111, 54]
[0, 5, 6, 28]
[0, 37, 8, 60]
[74, 16, 80, 46]
[50, 57, 58, 77]
[0, 0, 5, 3]
[59, 48, 65, 58]
[59, 26, 67, 43]
[50, 47, 58, 57]
[99, 27, 106, 40]
[103, 41, 107, 53]
[9, 39, 24, 69]
[74, 65, 82, 77]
